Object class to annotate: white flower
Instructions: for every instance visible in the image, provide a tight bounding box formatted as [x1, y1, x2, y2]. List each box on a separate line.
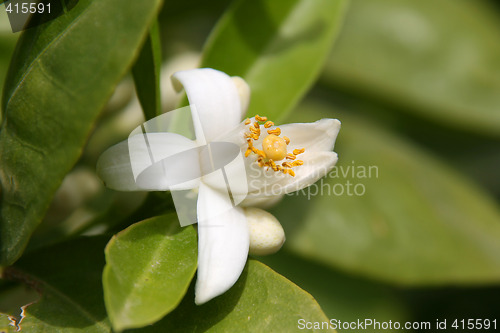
[97, 68, 341, 304]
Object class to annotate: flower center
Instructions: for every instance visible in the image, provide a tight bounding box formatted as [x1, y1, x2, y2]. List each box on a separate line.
[244, 115, 304, 177]
[262, 135, 287, 161]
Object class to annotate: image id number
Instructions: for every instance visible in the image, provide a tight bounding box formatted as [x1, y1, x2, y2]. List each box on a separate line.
[452, 319, 497, 330]
[6, 2, 51, 14]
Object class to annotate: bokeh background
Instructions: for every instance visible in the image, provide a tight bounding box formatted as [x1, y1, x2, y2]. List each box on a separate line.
[1, 0, 500, 331]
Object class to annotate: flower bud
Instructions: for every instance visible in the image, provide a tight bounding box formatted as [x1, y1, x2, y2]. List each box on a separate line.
[244, 208, 285, 256]
[231, 76, 250, 113]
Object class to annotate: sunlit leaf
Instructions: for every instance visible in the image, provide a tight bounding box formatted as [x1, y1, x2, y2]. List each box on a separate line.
[323, 0, 500, 135]
[0, 0, 163, 265]
[103, 214, 197, 332]
[201, 0, 348, 122]
[140, 260, 334, 332]
[273, 103, 500, 284]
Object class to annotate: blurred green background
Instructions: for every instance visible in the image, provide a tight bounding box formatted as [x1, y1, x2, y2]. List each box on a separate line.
[1, 0, 500, 331]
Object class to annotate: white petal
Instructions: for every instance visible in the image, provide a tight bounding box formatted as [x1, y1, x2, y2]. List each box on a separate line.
[279, 118, 341, 152]
[217, 118, 341, 153]
[195, 180, 249, 305]
[211, 117, 249, 146]
[159, 52, 200, 111]
[97, 133, 200, 191]
[242, 151, 338, 200]
[278, 151, 338, 194]
[96, 140, 141, 191]
[200, 144, 249, 206]
[172, 68, 242, 143]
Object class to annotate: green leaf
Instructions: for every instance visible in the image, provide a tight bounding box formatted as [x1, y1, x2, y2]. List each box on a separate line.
[132, 20, 163, 121]
[259, 251, 409, 329]
[0, 11, 19, 124]
[140, 260, 334, 332]
[274, 103, 500, 285]
[103, 214, 197, 332]
[2, 236, 111, 332]
[323, 0, 500, 135]
[201, 0, 348, 122]
[0, 0, 163, 266]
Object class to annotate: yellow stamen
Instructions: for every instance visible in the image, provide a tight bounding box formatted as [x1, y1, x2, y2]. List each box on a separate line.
[286, 169, 295, 177]
[253, 122, 260, 129]
[282, 161, 292, 168]
[283, 136, 290, 145]
[269, 159, 278, 171]
[286, 154, 296, 160]
[293, 148, 305, 155]
[244, 118, 251, 125]
[267, 128, 281, 136]
[292, 160, 304, 167]
[250, 126, 260, 134]
[255, 115, 267, 122]
[245, 149, 252, 157]
[252, 148, 266, 159]
[264, 121, 274, 128]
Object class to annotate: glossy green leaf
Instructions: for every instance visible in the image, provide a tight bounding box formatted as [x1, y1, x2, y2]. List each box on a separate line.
[0, 0, 163, 266]
[201, 0, 348, 122]
[273, 103, 500, 285]
[103, 214, 197, 332]
[139, 260, 334, 332]
[2, 236, 111, 332]
[323, 0, 500, 135]
[259, 251, 409, 331]
[132, 20, 163, 121]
